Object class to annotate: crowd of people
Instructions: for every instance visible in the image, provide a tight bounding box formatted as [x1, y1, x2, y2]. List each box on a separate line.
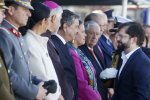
[1, 0, 150, 100]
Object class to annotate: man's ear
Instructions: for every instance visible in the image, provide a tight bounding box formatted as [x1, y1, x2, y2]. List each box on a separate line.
[132, 37, 137, 44]
[40, 18, 47, 29]
[51, 15, 56, 23]
[7, 6, 15, 16]
[63, 23, 67, 33]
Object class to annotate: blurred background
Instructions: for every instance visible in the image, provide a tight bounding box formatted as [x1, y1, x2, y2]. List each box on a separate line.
[37, 0, 150, 25]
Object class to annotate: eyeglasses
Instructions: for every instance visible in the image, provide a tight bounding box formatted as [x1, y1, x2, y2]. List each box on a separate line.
[117, 33, 130, 39]
[99, 24, 107, 28]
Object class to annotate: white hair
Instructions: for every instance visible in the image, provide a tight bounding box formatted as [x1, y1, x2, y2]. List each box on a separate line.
[50, 6, 63, 16]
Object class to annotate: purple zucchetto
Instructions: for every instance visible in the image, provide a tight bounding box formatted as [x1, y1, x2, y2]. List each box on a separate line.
[43, 0, 59, 9]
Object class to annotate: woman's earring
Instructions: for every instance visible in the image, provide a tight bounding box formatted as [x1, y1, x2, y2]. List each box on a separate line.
[72, 39, 75, 44]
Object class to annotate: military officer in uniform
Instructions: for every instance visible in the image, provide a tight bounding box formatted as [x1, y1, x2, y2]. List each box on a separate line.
[0, 0, 47, 99]
[0, 0, 14, 99]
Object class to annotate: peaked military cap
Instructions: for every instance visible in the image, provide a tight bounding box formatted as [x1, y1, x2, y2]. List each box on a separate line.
[0, 0, 8, 9]
[5, 0, 33, 10]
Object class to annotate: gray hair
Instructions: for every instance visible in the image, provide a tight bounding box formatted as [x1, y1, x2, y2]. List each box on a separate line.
[84, 21, 100, 33]
[59, 10, 79, 30]
[50, 6, 63, 16]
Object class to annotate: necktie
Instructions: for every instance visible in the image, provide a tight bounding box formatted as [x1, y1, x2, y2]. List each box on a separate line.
[97, 45, 104, 59]
[89, 48, 103, 70]
[107, 39, 112, 46]
[89, 48, 96, 58]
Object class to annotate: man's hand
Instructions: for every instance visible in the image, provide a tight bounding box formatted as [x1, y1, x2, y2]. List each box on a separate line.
[58, 95, 64, 100]
[108, 88, 114, 99]
[36, 82, 47, 100]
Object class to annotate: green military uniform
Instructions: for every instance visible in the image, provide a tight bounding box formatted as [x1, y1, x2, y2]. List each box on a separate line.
[0, 0, 14, 99]
[0, 49, 14, 100]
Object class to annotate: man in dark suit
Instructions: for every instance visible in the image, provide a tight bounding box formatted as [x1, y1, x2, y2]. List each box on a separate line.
[84, 12, 115, 68]
[79, 21, 108, 100]
[51, 10, 79, 100]
[112, 22, 150, 100]
[98, 10, 115, 68]
[42, 1, 74, 100]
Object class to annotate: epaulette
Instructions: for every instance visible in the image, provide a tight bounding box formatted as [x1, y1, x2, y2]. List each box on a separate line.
[9, 28, 21, 37]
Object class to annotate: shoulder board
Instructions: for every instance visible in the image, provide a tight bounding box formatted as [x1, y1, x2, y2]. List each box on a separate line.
[9, 28, 21, 37]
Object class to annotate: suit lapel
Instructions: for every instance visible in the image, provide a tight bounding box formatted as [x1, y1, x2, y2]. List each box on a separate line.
[79, 45, 103, 72]
[51, 35, 72, 61]
[117, 49, 141, 84]
[94, 45, 105, 69]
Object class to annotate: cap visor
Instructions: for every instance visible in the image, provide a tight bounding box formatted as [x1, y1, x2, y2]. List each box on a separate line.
[2, 5, 8, 9]
[109, 28, 118, 33]
[0, 4, 8, 9]
[15, 2, 34, 10]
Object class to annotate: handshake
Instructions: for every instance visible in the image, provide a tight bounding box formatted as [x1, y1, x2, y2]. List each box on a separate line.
[42, 80, 57, 95]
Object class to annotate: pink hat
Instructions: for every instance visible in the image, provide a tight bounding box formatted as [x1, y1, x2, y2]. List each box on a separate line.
[43, 0, 59, 9]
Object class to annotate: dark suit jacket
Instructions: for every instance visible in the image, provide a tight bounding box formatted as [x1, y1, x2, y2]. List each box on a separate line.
[113, 48, 150, 100]
[0, 49, 14, 100]
[42, 32, 74, 100]
[142, 47, 150, 59]
[51, 35, 78, 100]
[98, 34, 115, 68]
[79, 44, 108, 100]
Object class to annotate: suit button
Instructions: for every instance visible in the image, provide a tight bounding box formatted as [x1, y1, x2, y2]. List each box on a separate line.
[10, 82, 12, 85]
[30, 71, 32, 74]
[27, 61, 29, 65]
[24, 52, 26, 55]
[8, 69, 10, 73]
[20, 56, 23, 58]
[21, 43, 23, 46]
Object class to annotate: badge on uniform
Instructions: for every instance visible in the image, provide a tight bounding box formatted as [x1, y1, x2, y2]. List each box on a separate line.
[9, 28, 21, 37]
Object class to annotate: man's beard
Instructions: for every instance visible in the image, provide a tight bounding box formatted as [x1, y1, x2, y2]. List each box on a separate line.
[116, 42, 126, 53]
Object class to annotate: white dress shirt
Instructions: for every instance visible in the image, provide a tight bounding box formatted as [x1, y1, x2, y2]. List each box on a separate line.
[54, 34, 66, 45]
[118, 47, 140, 78]
[24, 29, 61, 100]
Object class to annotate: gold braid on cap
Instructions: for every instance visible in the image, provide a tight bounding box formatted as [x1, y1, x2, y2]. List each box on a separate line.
[15, 0, 31, 7]
[0, 3, 4, 6]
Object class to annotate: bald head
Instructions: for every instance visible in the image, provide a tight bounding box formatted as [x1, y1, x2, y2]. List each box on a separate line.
[85, 12, 108, 33]
[84, 21, 102, 48]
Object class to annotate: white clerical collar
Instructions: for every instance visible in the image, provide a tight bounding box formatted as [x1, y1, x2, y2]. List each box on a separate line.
[54, 34, 66, 45]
